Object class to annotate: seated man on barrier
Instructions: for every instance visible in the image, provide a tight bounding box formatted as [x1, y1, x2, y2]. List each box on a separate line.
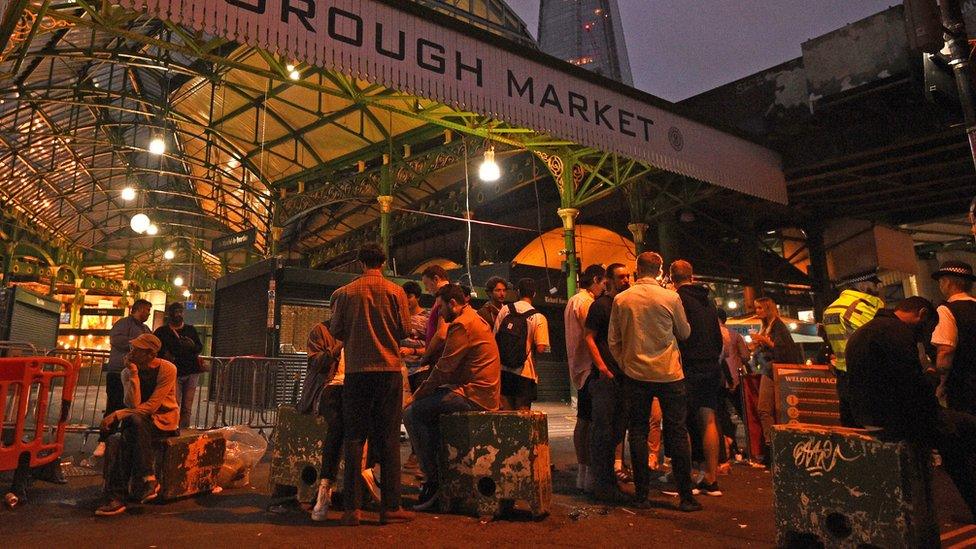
[96, 333, 179, 516]
[847, 296, 976, 520]
[404, 284, 502, 511]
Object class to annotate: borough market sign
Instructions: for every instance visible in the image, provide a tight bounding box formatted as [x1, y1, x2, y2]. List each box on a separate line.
[115, 0, 787, 203]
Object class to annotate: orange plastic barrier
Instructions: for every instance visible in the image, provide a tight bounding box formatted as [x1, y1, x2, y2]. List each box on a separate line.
[0, 357, 79, 471]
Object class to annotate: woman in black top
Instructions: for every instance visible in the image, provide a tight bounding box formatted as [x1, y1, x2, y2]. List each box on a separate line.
[751, 297, 802, 463]
[154, 302, 203, 429]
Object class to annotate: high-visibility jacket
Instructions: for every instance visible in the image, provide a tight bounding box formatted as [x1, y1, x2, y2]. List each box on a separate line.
[823, 290, 884, 372]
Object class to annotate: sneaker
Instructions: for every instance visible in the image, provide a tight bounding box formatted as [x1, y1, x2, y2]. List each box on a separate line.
[92, 442, 106, 458]
[362, 469, 381, 503]
[137, 478, 160, 503]
[678, 495, 703, 512]
[694, 480, 723, 497]
[311, 480, 331, 522]
[413, 482, 439, 511]
[615, 467, 632, 484]
[95, 498, 127, 516]
[657, 471, 672, 484]
[340, 510, 361, 526]
[591, 485, 630, 505]
[379, 508, 415, 524]
[692, 470, 705, 485]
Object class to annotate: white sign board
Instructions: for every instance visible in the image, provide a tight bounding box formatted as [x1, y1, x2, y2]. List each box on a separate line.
[118, 0, 787, 203]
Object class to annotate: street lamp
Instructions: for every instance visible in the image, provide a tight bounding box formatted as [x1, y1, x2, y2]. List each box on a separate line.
[173, 275, 184, 287]
[146, 224, 159, 236]
[163, 249, 175, 260]
[148, 136, 166, 155]
[121, 187, 136, 201]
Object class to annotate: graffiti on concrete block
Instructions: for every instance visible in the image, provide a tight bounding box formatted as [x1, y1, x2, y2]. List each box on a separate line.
[792, 436, 862, 477]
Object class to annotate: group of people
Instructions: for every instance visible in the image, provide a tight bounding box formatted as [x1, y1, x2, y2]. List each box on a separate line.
[90, 201, 976, 522]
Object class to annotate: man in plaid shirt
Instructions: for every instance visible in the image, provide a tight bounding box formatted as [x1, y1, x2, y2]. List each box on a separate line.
[329, 242, 413, 525]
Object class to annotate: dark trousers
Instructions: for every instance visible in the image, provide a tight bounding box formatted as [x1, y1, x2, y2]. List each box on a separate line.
[104, 414, 176, 499]
[935, 409, 976, 517]
[100, 372, 125, 443]
[402, 388, 479, 485]
[318, 385, 344, 481]
[835, 370, 861, 428]
[589, 375, 627, 491]
[342, 371, 402, 512]
[624, 376, 693, 499]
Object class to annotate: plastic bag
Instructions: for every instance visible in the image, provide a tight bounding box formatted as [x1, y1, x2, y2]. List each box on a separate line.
[209, 426, 268, 489]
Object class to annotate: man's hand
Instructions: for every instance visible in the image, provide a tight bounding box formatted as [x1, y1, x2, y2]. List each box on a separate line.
[100, 412, 117, 432]
[595, 365, 614, 380]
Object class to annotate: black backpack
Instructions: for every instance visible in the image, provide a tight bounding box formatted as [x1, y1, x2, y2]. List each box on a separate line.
[495, 303, 538, 371]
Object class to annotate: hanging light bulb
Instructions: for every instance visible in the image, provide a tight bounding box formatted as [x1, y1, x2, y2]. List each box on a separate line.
[121, 186, 136, 201]
[130, 213, 151, 233]
[146, 224, 159, 236]
[479, 145, 500, 182]
[228, 156, 240, 169]
[163, 249, 175, 260]
[182, 289, 192, 298]
[148, 136, 166, 155]
[285, 63, 295, 72]
[289, 68, 301, 80]
[173, 275, 184, 287]
[726, 300, 738, 310]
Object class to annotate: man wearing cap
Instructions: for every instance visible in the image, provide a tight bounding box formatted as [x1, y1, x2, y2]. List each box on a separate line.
[823, 272, 884, 427]
[95, 333, 179, 516]
[931, 260, 976, 414]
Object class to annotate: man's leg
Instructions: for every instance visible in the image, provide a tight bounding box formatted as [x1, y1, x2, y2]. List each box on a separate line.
[656, 380, 695, 500]
[588, 376, 617, 495]
[103, 434, 131, 501]
[699, 407, 720, 485]
[624, 378, 652, 501]
[648, 397, 662, 469]
[341, 373, 372, 521]
[835, 371, 860, 428]
[177, 374, 199, 430]
[369, 372, 403, 513]
[119, 414, 156, 482]
[98, 373, 125, 444]
[936, 409, 976, 517]
[574, 374, 593, 488]
[318, 386, 344, 482]
[404, 389, 478, 486]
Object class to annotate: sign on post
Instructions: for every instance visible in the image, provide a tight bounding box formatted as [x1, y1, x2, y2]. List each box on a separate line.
[211, 228, 257, 254]
[772, 363, 841, 426]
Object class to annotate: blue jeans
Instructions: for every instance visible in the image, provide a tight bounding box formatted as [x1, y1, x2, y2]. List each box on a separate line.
[589, 375, 626, 491]
[403, 388, 479, 485]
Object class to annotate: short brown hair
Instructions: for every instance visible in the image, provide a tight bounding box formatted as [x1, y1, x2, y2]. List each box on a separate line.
[421, 265, 449, 281]
[636, 252, 663, 278]
[357, 242, 386, 268]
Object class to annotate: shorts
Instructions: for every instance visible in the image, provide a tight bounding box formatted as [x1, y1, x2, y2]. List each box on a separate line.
[577, 372, 594, 422]
[684, 362, 723, 412]
[501, 371, 538, 402]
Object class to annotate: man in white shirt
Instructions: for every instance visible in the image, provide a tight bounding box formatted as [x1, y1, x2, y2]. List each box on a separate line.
[608, 252, 700, 512]
[494, 277, 550, 410]
[564, 264, 605, 491]
[931, 260, 976, 414]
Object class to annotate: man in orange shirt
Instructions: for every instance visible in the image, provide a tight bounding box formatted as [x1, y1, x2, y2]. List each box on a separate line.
[405, 284, 502, 511]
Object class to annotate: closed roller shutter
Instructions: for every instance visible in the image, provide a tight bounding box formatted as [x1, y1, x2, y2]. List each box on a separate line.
[212, 275, 269, 357]
[8, 301, 59, 352]
[535, 359, 571, 403]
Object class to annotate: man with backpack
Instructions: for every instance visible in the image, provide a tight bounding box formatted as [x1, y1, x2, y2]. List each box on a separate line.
[493, 278, 550, 410]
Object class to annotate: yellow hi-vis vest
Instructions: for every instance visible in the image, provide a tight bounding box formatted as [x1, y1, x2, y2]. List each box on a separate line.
[823, 290, 884, 372]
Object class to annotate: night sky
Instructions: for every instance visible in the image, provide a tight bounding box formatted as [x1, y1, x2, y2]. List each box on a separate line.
[506, 0, 897, 101]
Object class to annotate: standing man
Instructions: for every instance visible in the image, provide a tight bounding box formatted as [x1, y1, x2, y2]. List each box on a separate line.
[95, 334, 178, 516]
[419, 266, 451, 367]
[931, 260, 976, 414]
[405, 284, 502, 511]
[154, 302, 203, 429]
[329, 243, 413, 526]
[494, 278, 550, 410]
[670, 260, 724, 497]
[478, 277, 508, 327]
[94, 298, 151, 457]
[609, 252, 700, 512]
[823, 273, 884, 427]
[847, 297, 976, 519]
[585, 263, 630, 503]
[565, 264, 605, 492]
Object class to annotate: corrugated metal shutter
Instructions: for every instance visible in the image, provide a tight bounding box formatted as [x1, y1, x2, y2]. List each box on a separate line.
[212, 275, 269, 357]
[536, 359, 570, 403]
[7, 301, 59, 352]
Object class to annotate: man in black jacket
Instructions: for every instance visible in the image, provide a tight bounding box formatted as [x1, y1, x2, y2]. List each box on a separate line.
[671, 260, 725, 497]
[847, 296, 976, 520]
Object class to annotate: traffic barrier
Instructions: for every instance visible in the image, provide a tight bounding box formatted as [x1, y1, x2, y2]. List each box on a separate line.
[772, 423, 938, 548]
[0, 356, 79, 471]
[211, 356, 305, 433]
[438, 411, 551, 518]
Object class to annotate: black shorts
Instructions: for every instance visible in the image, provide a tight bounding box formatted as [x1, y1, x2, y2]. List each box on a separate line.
[501, 371, 538, 403]
[684, 363, 724, 412]
[577, 372, 594, 422]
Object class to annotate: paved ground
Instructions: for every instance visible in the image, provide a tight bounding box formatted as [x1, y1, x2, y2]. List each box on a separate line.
[2, 404, 974, 548]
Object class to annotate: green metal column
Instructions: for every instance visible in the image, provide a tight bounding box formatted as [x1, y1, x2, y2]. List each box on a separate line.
[557, 153, 579, 298]
[1, 241, 15, 288]
[628, 223, 648, 255]
[378, 156, 393, 263]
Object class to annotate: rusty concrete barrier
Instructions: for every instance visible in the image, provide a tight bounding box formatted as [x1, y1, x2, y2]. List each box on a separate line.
[771, 423, 938, 548]
[438, 411, 551, 519]
[268, 405, 331, 504]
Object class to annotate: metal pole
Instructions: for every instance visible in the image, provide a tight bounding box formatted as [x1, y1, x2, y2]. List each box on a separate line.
[939, 0, 976, 169]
